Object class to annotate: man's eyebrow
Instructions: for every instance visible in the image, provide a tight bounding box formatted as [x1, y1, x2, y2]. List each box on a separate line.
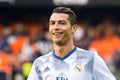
[49, 20, 54, 22]
[59, 20, 66, 22]
[50, 19, 66, 22]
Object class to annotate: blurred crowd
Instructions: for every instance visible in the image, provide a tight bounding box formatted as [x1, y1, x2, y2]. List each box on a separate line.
[0, 14, 120, 80]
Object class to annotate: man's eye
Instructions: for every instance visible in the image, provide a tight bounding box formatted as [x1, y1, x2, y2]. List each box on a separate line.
[50, 22, 55, 25]
[60, 22, 66, 25]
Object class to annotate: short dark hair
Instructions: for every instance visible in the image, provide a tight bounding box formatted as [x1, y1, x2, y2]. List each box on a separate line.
[52, 7, 77, 26]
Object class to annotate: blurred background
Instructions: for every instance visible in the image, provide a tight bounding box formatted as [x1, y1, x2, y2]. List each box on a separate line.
[0, 0, 120, 80]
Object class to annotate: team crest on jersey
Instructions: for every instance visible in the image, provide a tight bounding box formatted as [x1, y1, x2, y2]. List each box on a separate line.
[74, 63, 82, 72]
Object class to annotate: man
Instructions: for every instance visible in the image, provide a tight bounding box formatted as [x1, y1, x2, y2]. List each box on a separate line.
[27, 7, 116, 80]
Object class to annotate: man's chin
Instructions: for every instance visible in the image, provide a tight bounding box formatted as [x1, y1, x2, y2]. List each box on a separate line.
[55, 41, 65, 46]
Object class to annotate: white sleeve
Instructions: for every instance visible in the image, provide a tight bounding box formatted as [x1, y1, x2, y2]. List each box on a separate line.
[93, 52, 116, 80]
[27, 59, 42, 80]
[27, 63, 39, 80]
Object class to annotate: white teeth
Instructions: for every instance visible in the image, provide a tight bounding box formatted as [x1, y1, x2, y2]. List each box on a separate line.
[53, 32, 62, 35]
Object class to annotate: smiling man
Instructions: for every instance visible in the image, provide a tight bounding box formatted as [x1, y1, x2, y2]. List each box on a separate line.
[27, 7, 116, 80]
[49, 9, 77, 57]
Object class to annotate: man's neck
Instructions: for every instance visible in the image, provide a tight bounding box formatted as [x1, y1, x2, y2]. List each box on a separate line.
[54, 43, 74, 58]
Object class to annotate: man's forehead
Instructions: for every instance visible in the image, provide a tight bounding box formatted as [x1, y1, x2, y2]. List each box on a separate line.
[50, 13, 69, 21]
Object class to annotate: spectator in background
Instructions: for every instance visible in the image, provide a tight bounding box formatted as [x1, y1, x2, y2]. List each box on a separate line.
[8, 23, 29, 55]
[0, 25, 18, 80]
[6, 22, 29, 80]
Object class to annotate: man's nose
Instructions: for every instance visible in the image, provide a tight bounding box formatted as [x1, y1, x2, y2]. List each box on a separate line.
[53, 24, 60, 29]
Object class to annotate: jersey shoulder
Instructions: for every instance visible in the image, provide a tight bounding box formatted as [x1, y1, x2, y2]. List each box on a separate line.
[76, 47, 97, 59]
[33, 51, 53, 66]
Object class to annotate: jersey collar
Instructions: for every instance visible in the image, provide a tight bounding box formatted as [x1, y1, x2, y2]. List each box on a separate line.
[52, 47, 77, 61]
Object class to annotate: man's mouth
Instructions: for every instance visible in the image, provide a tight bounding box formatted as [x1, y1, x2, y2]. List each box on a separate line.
[53, 32, 63, 35]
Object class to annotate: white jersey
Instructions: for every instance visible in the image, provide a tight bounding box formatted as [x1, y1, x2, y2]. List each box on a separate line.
[27, 47, 116, 80]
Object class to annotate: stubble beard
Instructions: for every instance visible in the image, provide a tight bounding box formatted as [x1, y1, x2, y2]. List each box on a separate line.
[55, 40, 66, 46]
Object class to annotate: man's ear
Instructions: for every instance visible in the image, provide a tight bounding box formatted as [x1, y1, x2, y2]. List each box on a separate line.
[72, 24, 78, 34]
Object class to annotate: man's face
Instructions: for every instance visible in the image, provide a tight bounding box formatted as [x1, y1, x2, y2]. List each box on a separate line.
[49, 13, 75, 46]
